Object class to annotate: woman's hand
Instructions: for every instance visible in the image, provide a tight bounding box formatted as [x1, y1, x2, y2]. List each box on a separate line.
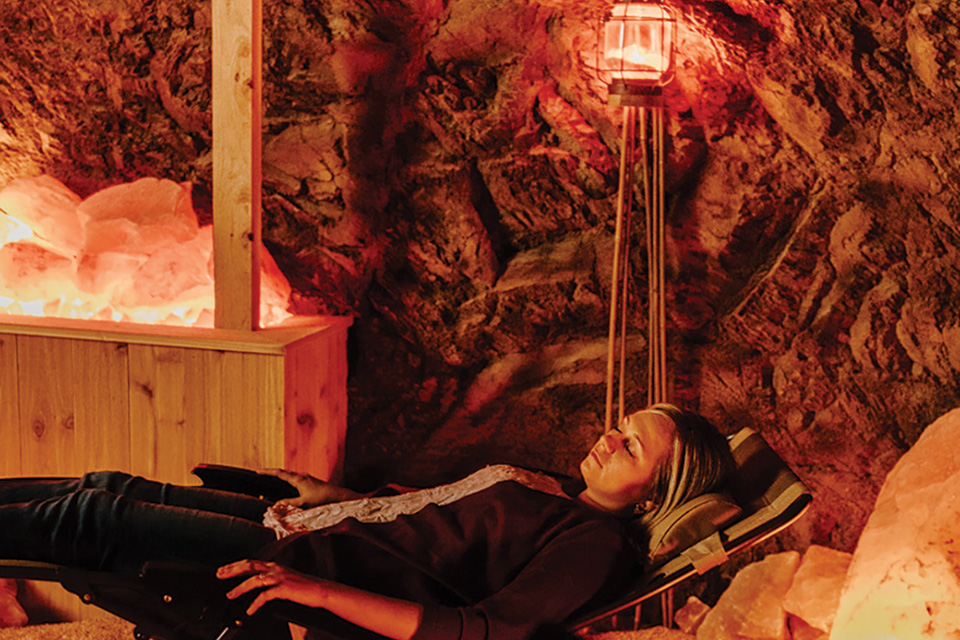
[260, 469, 361, 508]
[218, 560, 423, 640]
[218, 560, 327, 616]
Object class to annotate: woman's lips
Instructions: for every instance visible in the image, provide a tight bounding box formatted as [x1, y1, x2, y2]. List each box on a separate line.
[591, 450, 603, 466]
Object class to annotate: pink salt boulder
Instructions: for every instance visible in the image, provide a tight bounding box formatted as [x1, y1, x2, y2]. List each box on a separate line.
[77, 177, 199, 255]
[782, 545, 852, 634]
[0, 241, 74, 300]
[696, 551, 800, 640]
[789, 617, 828, 640]
[0, 175, 83, 256]
[674, 596, 710, 635]
[830, 407, 960, 639]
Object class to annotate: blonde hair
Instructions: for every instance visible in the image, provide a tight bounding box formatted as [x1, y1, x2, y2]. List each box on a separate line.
[637, 403, 734, 532]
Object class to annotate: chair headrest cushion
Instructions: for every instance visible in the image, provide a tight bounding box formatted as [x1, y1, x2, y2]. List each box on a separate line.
[647, 492, 743, 566]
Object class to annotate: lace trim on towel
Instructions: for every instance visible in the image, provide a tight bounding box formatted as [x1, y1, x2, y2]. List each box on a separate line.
[263, 464, 567, 539]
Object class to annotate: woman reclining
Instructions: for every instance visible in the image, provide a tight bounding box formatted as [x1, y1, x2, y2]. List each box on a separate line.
[0, 403, 733, 640]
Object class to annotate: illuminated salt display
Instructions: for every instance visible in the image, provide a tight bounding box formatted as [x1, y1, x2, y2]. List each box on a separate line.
[0, 175, 291, 327]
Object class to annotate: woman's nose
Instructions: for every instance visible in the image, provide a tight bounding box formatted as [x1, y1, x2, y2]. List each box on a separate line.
[602, 433, 621, 451]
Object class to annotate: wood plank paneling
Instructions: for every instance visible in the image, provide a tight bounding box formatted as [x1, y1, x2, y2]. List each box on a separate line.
[284, 325, 348, 480]
[0, 335, 21, 476]
[183, 348, 222, 474]
[18, 336, 79, 476]
[74, 340, 131, 472]
[9, 324, 346, 481]
[129, 344, 189, 483]
[129, 345, 286, 482]
[217, 351, 284, 470]
[15, 336, 116, 621]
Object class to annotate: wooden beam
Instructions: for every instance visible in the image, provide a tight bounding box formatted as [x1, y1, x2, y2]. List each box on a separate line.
[212, 0, 262, 331]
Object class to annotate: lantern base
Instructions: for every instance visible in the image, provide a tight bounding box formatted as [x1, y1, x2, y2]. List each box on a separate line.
[607, 82, 664, 107]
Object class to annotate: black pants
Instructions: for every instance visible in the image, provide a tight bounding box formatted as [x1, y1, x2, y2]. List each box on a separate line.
[0, 472, 276, 573]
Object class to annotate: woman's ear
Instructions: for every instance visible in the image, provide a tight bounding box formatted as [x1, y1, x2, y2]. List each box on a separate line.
[633, 499, 658, 516]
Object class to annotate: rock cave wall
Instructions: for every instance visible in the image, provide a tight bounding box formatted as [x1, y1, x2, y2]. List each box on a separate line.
[2, 0, 960, 559]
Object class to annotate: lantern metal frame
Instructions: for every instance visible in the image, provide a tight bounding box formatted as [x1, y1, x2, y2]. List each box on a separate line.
[597, 1, 677, 100]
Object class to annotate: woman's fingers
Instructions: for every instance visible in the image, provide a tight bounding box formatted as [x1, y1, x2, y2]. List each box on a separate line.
[225, 574, 263, 600]
[219, 561, 283, 615]
[245, 585, 281, 615]
[260, 469, 314, 507]
[217, 558, 270, 579]
[261, 468, 295, 481]
[217, 561, 327, 616]
[275, 496, 306, 508]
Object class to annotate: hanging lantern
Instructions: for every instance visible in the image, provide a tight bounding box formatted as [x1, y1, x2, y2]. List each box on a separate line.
[595, 1, 677, 426]
[598, 1, 677, 98]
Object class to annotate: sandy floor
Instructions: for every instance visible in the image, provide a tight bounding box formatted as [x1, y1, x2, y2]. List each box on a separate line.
[0, 621, 135, 640]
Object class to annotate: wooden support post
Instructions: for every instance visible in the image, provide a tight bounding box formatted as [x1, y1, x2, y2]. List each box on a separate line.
[212, 0, 262, 331]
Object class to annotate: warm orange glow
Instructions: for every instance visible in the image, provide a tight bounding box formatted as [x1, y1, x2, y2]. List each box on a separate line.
[600, 2, 676, 86]
[0, 176, 292, 327]
[0, 214, 33, 244]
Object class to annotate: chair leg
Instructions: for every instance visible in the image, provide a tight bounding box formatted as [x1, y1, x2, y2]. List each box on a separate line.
[660, 588, 674, 628]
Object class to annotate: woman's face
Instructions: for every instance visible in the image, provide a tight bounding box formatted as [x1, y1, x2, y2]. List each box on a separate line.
[579, 410, 677, 513]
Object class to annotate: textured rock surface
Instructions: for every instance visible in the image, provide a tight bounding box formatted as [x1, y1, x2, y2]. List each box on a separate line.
[3, 0, 960, 559]
[829, 408, 960, 640]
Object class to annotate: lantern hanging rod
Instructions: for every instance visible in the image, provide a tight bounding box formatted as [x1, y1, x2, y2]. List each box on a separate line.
[600, 0, 676, 431]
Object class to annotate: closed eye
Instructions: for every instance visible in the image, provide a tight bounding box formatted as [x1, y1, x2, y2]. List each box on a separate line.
[613, 426, 635, 457]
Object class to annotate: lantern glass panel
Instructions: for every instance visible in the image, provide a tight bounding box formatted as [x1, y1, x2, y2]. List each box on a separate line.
[600, 3, 675, 85]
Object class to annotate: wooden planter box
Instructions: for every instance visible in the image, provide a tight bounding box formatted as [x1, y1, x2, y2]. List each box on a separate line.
[0, 315, 350, 485]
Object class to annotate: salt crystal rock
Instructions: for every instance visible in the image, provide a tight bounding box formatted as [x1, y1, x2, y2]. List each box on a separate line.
[789, 616, 828, 640]
[782, 545, 852, 633]
[0, 242, 74, 298]
[76, 252, 149, 297]
[0, 175, 83, 255]
[674, 596, 710, 635]
[1, 174, 292, 326]
[77, 177, 199, 255]
[830, 407, 960, 640]
[117, 226, 214, 308]
[696, 551, 800, 640]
